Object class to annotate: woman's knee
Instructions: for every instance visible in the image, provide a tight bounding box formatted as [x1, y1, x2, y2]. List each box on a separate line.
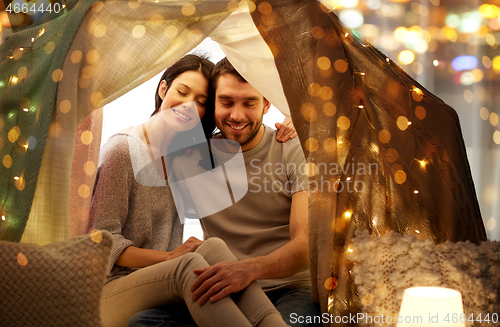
[177, 252, 206, 268]
[169, 253, 208, 288]
[196, 237, 228, 253]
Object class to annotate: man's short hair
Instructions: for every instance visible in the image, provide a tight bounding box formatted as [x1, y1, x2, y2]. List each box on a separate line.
[211, 57, 247, 93]
[211, 57, 268, 104]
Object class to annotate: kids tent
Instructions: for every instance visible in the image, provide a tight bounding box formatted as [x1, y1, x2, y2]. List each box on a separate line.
[0, 0, 486, 323]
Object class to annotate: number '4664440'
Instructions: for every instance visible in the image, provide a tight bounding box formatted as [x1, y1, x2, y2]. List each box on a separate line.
[6, 2, 62, 14]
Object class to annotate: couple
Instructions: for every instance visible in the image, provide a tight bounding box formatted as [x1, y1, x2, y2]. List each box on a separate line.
[89, 54, 320, 327]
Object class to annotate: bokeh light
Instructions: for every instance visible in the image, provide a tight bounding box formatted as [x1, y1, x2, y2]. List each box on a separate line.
[452, 56, 478, 71]
[398, 50, 415, 65]
[479, 4, 500, 19]
[365, 0, 381, 10]
[459, 72, 475, 85]
[492, 56, 500, 73]
[459, 11, 482, 33]
[339, 10, 364, 28]
[494, 131, 500, 145]
[341, 0, 359, 8]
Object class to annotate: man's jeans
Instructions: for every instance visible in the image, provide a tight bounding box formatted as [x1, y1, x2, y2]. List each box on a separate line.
[127, 287, 322, 327]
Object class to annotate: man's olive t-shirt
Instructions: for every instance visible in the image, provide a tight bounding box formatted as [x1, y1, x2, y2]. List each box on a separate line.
[173, 126, 310, 291]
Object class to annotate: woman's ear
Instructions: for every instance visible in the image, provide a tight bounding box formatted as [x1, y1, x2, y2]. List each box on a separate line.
[158, 80, 168, 100]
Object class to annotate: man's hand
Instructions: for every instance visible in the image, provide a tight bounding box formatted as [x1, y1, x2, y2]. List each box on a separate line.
[190, 191, 308, 306]
[166, 236, 203, 261]
[275, 117, 297, 142]
[190, 260, 255, 305]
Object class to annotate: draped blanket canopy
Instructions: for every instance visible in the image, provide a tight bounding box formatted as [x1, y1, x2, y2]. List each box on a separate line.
[0, 0, 487, 324]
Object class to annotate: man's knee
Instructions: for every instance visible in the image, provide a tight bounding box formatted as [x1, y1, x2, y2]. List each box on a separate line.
[273, 288, 321, 327]
[127, 308, 180, 327]
[127, 305, 195, 327]
[127, 309, 156, 327]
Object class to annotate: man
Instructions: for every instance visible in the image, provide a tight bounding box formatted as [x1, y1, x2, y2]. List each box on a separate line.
[129, 58, 320, 327]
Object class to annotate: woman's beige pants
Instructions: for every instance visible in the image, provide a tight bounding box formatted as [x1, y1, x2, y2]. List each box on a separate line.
[100, 237, 284, 327]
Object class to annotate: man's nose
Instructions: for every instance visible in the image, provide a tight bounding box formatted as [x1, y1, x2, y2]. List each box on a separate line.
[230, 105, 245, 121]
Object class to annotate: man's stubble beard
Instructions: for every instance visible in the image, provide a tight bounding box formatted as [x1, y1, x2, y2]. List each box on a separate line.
[215, 105, 265, 148]
[217, 119, 262, 148]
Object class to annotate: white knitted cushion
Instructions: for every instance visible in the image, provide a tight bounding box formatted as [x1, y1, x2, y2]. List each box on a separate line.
[0, 230, 112, 327]
[349, 230, 500, 326]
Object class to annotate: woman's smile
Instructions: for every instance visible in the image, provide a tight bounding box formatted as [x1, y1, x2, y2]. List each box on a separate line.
[172, 108, 192, 122]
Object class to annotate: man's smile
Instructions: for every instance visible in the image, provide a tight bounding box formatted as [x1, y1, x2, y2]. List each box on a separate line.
[227, 123, 249, 132]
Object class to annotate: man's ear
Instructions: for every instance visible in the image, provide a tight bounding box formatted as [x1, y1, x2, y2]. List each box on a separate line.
[158, 80, 168, 100]
[263, 99, 271, 115]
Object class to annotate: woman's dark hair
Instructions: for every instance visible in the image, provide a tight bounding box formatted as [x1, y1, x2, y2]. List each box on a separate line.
[152, 54, 216, 140]
[152, 54, 217, 169]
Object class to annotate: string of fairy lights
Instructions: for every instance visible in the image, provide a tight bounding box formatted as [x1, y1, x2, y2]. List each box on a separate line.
[0, 3, 68, 234]
[317, 0, 500, 236]
[0, 0, 496, 230]
[319, 0, 500, 144]
[307, 29, 432, 302]
[1, 0, 227, 239]
[0, 0, 496, 320]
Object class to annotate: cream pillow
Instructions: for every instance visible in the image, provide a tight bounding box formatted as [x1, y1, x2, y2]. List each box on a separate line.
[0, 230, 112, 327]
[349, 230, 500, 326]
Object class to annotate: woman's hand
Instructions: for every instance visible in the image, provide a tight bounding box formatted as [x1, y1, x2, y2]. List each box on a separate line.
[166, 236, 203, 261]
[275, 118, 297, 143]
[116, 237, 203, 268]
[115, 236, 203, 268]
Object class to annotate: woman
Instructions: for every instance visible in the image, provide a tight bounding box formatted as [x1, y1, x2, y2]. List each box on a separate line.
[89, 54, 289, 327]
